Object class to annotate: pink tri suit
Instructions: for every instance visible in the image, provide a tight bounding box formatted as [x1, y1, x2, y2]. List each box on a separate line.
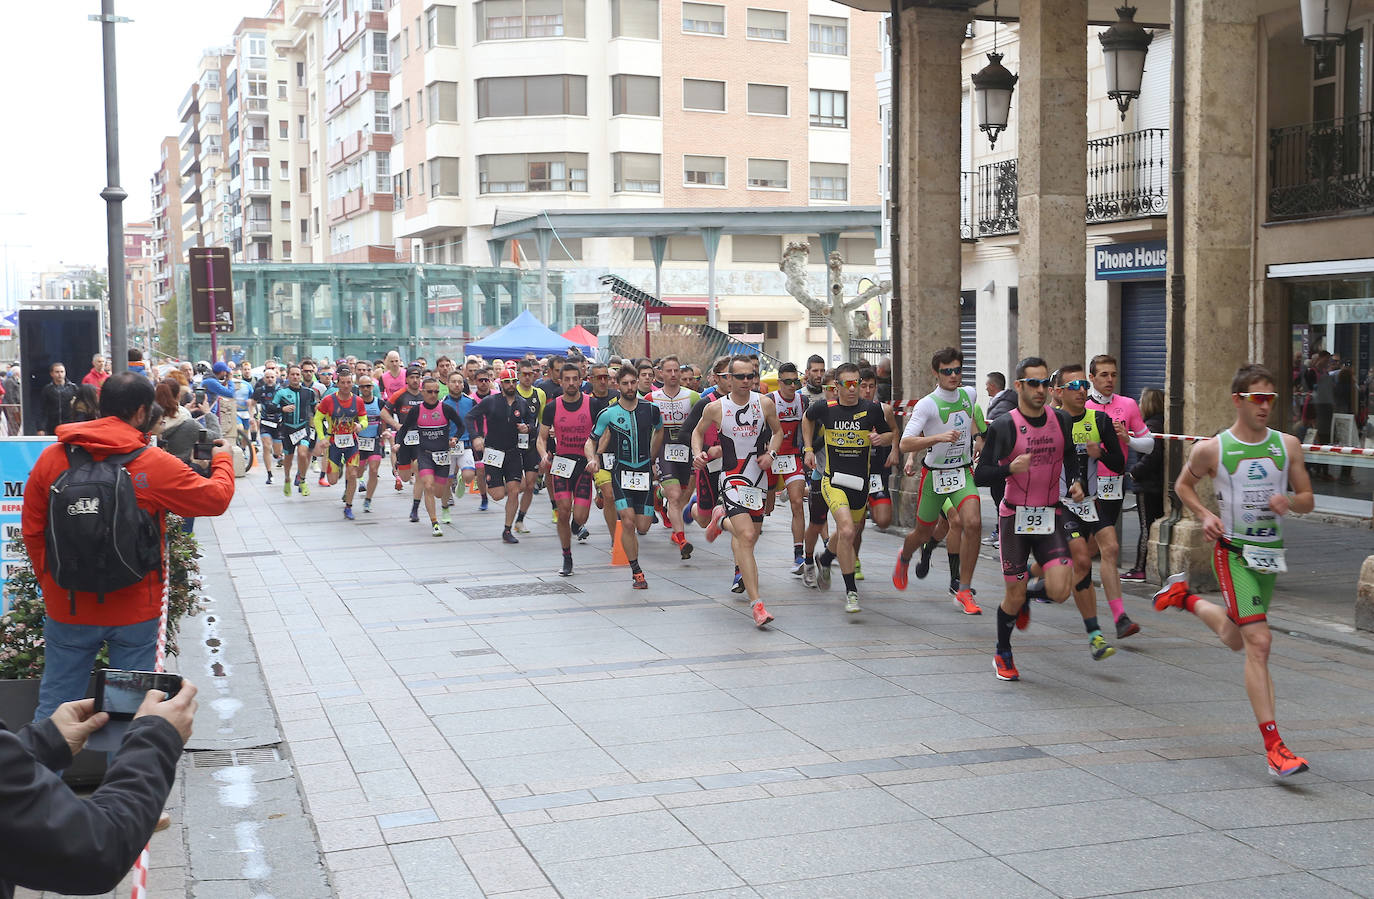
[1085, 389, 1154, 524]
[542, 393, 597, 507]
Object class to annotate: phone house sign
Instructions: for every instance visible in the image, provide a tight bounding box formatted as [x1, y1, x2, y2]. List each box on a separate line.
[1094, 240, 1167, 281]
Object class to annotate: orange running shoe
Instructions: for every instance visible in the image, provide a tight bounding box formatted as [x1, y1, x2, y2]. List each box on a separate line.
[892, 554, 910, 591]
[1266, 741, 1309, 778]
[705, 505, 726, 542]
[1152, 573, 1191, 612]
[994, 652, 1019, 681]
[632, 571, 648, 590]
[953, 589, 981, 615]
[752, 601, 774, 628]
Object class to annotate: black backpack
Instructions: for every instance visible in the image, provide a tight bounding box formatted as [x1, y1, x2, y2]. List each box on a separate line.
[46, 445, 163, 615]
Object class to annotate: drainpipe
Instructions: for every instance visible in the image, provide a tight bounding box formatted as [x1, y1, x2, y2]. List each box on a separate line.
[888, 0, 903, 405]
[1157, 0, 1186, 578]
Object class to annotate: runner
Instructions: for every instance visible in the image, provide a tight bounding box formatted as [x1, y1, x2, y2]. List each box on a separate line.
[442, 371, 478, 521]
[693, 356, 784, 627]
[252, 367, 282, 484]
[272, 364, 318, 497]
[800, 375, 837, 587]
[354, 373, 385, 512]
[893, 348, 986, 615]
[802, 354, 827, 403]
[300, 359, 330, 485]
[973, 357, 1086, 681]
[468, 366, 497, 511]
[766, 362, 809, 575]
[512, 359, 548, 534]
[648, 356, 701, 560]
[396, 377, 466, 536]
[1154, 363, 1315, 777]
[382, 365, 427, 512]
[467, 366, 532, 543]
[539, 363, 598, 576]
[313, 367, 368, 520]
[1085, 354, 1154, 638]
[378, 350, 407, 398]
[588, 365, 663, 588]
[853, 366, 900, 581]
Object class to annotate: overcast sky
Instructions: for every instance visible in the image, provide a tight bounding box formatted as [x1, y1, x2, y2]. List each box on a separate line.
[0, 1, 263, 299]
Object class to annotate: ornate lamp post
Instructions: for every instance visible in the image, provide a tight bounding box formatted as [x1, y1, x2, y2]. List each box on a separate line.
[972, 1, 1017, 147]
[1099, 6, 1154, 121]
[1300, 0, 1352, 45]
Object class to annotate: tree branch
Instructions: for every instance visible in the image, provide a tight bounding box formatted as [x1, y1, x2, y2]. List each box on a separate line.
[842, 280, 892, 312]
[779, 245, 830, 315]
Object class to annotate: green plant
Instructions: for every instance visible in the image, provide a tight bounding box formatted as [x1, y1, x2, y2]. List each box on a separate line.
[0, 518, 205, 680]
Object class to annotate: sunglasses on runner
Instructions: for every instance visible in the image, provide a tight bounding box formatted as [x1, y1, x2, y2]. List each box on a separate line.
[728, 372, 754, 380]
[422, 389, 440, 395]
[780, 378, 801, 386]
[1059, 379, 1090, 391]
[839, 377, 860, 387]
[1020, 377, 1053, 388]
[938, 366, 963, 376]
[1237, 391, 1277, 405]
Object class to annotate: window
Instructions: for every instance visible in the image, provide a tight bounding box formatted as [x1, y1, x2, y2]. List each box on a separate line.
[277, 80, 288, 99]
[280, 200, 291, 221]
[390, 35, 401, 71]
[683, 78, 725, 111]
[808, 236, 875, 266]
[731, 234, 782, 263]
[278, 119, 289, 139]
[611, 0, 658, 39]
[415, 91, 423, 121]
[283, 240, 292, 256]
[633, 236, 705, 261]
[477, 0, 586, 40]
[809, 162, 848, 200]
[611, 75, 660, 116]
[516, 236, 582, 261]
[809, 89, 847, 128]
[476, 75, 587, 117]
[746, 8, 786, 41]
[247, 74, 267, 97]
[300, 217, 309, 240]
[426, 4, 457, 46]
[683, 154, 725, 186]
[747, 83, 787, 116]
[372, 32, 389, 71]
[299, 166, 308, 192]
[478, 153, 588, 193]
[279, 160, 289, 180]
[429, 156, 460, 196]
[613, 152, 660, 192]
[374, 91, 391, 132]
[747, 158, 787, 189]
[427, 82, 457, 121]
[809, 15, 847, 55]
[682, 2, 723, 34]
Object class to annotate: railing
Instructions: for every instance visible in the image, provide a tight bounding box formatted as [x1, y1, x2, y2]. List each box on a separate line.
[247, 178, 272, 192]
[976, 159, 1019, 236]
[1269, 111, 1374, 221]
[1086, 127, 1169, 223]
[245, 97, 268, 113]
[245, 138, 269, 152]
[959, 171, 974, 240]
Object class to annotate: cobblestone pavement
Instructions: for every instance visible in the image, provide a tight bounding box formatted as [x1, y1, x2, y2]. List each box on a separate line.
[25, 473, 1374, 898]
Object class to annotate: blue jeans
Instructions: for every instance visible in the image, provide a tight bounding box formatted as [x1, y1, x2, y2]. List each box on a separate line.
[35, 616, 160, 722]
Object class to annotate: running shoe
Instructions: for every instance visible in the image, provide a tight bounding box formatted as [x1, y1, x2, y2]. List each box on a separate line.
[299, 481, 310, 497]
[731, 572, 746, 594]
[1266, 741, 1309, 778]
[679, 537, 694, 561]
[559, 555, 574, 577]
[1090, 634, 1116, 660]
[479, 497, 489, 511]
[343, 506, 354, 521]
[551, 508, 558, 523]
[1120, 568, 1146, 582]
[994, 652, 1019, 681]
[815, 562, 832, 591]
[502, 530, 519, 544]
[441, 507, 452, 525]
[1115, 613, 1141, 639]
[282, 482, 292, 497]
[1026, 577, 1051, 604]
[752, 600, 773, 627]
[632, 571, 648, 590]
[854, 559, 864, 581]
[1016, 602, 1030, 630]
[318, 475, 329, 487]
[363, 498, 372, 513]
[844, 591, 861, 614]
[914, 541, 935, 579]
[705, 505, 726, 543]
[409, 508, 420, 523]
[275, 455, 284, 468]
[792, 555, 805, 576]
[802, 563, 818, 588]
[394, 477, 403, 492]
[982, 527, 999, 547]
[266, 471, 273, 485]
[953, 589, 981, 615]
[432, 523, 443, 537]
[577, 526, 590, 542]
[513, 521, 530, 534]
[1152, 572, 1191, 612]
[892, 554, 910, 591]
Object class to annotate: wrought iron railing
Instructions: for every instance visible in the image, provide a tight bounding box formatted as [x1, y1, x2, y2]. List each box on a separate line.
[976, 159, 1019, 236]
[959, 171, 975, 240]
[1268, 111, 1374, 221]
[1086, 128, 1169, 223]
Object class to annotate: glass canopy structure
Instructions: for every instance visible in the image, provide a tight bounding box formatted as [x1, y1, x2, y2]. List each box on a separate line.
[174, 262, 564, 364]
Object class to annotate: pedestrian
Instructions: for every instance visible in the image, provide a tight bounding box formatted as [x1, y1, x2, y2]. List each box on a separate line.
[1123, 387, 1165, 581]
[981, 371, 1017, 547]
[875, 357, 893, 404]
[36, 362, 78, 436]
[81, 353, 109, 391]
[69, 384, 101, 423]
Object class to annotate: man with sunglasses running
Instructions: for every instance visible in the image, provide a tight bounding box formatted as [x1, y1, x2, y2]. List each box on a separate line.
[313, 367, 368, 520]
[1154, 364, 1314, 778]
[588, 366, 663, 588]
[648, 355, 701, 560]
[354, 374, 385, 512]
[468, 367, 497, 511]
[767, 362, 809, 574]
[467, 366, 533, 543]
[396, 377, 467, 536]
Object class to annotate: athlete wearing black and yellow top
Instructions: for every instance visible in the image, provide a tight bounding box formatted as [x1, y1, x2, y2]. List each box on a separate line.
[802, 375, 892, 523]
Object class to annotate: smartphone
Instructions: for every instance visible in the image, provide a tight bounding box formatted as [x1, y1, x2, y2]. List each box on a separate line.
[94, 669, 183, 720]
[192, 427, 214, 461]
[194, 387, 207, 404]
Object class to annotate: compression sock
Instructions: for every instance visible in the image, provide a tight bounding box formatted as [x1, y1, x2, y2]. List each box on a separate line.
[562, 547, 573, 559]
[818, 548, 837, 568]
[805, 553, 815, 564]
[1076, 572, 1094, 592]
[793, 543, 803, 558]
[1083, 617, 1101, 640]
[1183, 593, 1200, 613]
[842, 572, 858, 592]
[629, 559, 642, 574]
[1108, 598, 1126, 621]
[947, 553, 960, 583]
[411, 499, 421, 514]
[995, 607, 1016, 655]
[1260, 720, 1281, 751]
[516, 510, 527, 523]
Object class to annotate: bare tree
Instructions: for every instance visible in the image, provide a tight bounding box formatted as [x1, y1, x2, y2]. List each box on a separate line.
[779, 242, 890, 362]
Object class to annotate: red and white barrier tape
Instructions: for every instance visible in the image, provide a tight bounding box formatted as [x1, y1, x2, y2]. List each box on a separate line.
[129, 547, 172, 899]
[1152, 433, 1374, 456]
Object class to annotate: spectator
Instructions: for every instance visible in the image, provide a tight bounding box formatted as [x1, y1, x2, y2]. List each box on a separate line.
[21, 373, 234, 763]
[69, 385, 101, 423]
[875, 357, 893, 404]
[127, 348, 151, 379]
[981, 372, 1018, 547]
[2, 365, 20, 434]
[36, 362, 78, 436]
[1333, 360, 1358, 483]
[1124, 387, 1166, 581]
[81, 354, 109, 390]
[1308, 351, 1334, 479]
[0, 684, 199, 899]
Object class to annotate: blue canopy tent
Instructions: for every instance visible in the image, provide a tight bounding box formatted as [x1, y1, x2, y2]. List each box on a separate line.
[464, 309, 593, 358]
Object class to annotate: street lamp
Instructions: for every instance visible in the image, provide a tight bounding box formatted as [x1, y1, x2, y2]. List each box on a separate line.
[1099, 6, 1154, 121]
[972, 1, 1017, 148]
[1300, 0, 1352, 45]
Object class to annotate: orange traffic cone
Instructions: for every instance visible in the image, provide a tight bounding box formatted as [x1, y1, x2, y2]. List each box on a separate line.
[610, 522, 629, 566]
[468, 479, 481, 495]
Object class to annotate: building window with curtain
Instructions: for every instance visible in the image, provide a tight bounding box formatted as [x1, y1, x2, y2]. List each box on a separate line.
[746, 8, 786, 41]
[429, 157, 459, 197]
[809, 162, 848, 200]
[613, 152, 661, 192]
[478, 153, 588, 193]
[684, 154, 725, 186]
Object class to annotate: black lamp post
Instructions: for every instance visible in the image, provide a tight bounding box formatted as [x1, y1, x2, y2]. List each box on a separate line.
[1300, 0, 1352, 45]
[972, 1, 1017, 147]
[1099, 6, 1154, 121]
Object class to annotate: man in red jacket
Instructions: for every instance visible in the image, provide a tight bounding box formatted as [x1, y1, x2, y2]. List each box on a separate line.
[22, 373, 236, 725]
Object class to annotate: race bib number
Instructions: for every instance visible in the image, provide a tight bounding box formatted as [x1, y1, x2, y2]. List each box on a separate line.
[333, 432, 355, 448]
[1098, 475, 1124, 501]
[430, 450, 450, 466]
[289, 427, 308, 445]
[1064, 498, 1098, 522]
[932, 467, 966, 495]
[356, 437, 376, 452]
[869, 475, 885, 495]
[1014, 505, 1054, 535]
[1241, 544, 1287, 573]
[620, 469, 650, 491]
[403, 431, 420, 446]
[517, 433, 530, 449]
[551, 455, 577, 478]
[483, 447, 506, 468]
[731, 485, 765, 510]
[664, 443, 690, 463]
[772, 454, 797, 475]
[602, 453, 616, 471]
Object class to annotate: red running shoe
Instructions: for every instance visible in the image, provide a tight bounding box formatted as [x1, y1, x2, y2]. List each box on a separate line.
[632, 571, 648, 590]
[1266, 741, 1309, 778]
[892, 554, 910, 591]
[752, 600, 773, 628]
[1152, 572, 1191, 612]
[994, 652, 1019, 681]
[1016, 602, 1031, 630]
[705, 505, 726, 543]
[953, 589, 981, 615]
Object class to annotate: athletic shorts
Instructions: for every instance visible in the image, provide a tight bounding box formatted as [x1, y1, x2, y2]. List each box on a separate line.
[551, 458, 593, 508]
[610, 466, 654, 517]
[260, 419, 281, 439]
[869, 470, 892, 508]
[720, 473, 766, 523]
[771, 454, 806, 491]
[820, 476, 867, 523]
[279, 423, 314, 453]
[1213, 541, 1276, 625]
[914, 465, 978, 525]
[657, 452, 693, 487]
[695, 464, 720, 512]
[395, 441, 417, 469]
[417, 448, 453, 480]
[998, 507, 1073, 582]
[807, 477, 828, 525]
[1060, 500, 1109, 538]
[327, 442, 360, 471]
[520, 443, 540, 474]
[457, 446, 476, 471]
[1095, 497, 1123, 527]
[483, 450, 525, 489]
[594, 466, 613, 489]
[353, 436, 383, 462]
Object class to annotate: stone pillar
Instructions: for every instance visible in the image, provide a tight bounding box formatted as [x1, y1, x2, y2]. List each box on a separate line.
[894, 4, 967, 403]
[1156, 0, 1259, 586]
[1017, 0, 1087, 369]
[1358, 556, 1374, 632]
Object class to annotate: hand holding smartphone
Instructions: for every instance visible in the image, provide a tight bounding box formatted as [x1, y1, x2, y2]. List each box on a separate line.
[94, 669, 184, 720]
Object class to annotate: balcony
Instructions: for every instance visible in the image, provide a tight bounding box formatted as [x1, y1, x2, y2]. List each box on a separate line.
[178, 85, 198, 122]
[327, 71, 387, 115]
[180, 176, 201, 204]
[326, 7, 388, 63]
[327, 128, 394, 169]
[1268, 111, 1374, 222]
[975, 159, 1019, 237]
[245, 178, 273, 196]
[245, 96, 269, 116]
[179, 119, 200, 147]
[245, 216, 273, 237]
[245, 137, 271, 153]
[1086, 128, 1169, 224]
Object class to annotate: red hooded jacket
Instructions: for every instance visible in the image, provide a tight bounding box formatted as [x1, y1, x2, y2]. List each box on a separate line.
[21, 416, 235, 627]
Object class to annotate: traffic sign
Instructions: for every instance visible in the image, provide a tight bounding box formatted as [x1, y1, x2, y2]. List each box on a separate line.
[189, 247, 234, 334]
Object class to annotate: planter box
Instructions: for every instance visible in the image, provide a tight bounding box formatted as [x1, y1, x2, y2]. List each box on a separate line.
[0, 677, 108, 787]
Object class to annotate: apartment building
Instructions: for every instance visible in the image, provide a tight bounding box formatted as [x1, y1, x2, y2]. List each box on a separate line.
[124, 222, 158, 352]
[177, 50, 228, 254]
[149, 136, 185, 309]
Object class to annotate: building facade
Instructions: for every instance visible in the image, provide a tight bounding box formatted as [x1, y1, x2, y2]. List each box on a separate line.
[149, 136, 186, 316]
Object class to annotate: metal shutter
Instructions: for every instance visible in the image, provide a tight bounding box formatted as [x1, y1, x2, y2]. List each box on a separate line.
[1120, 281, 1167, 403]
[959, 291, 977, 389]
